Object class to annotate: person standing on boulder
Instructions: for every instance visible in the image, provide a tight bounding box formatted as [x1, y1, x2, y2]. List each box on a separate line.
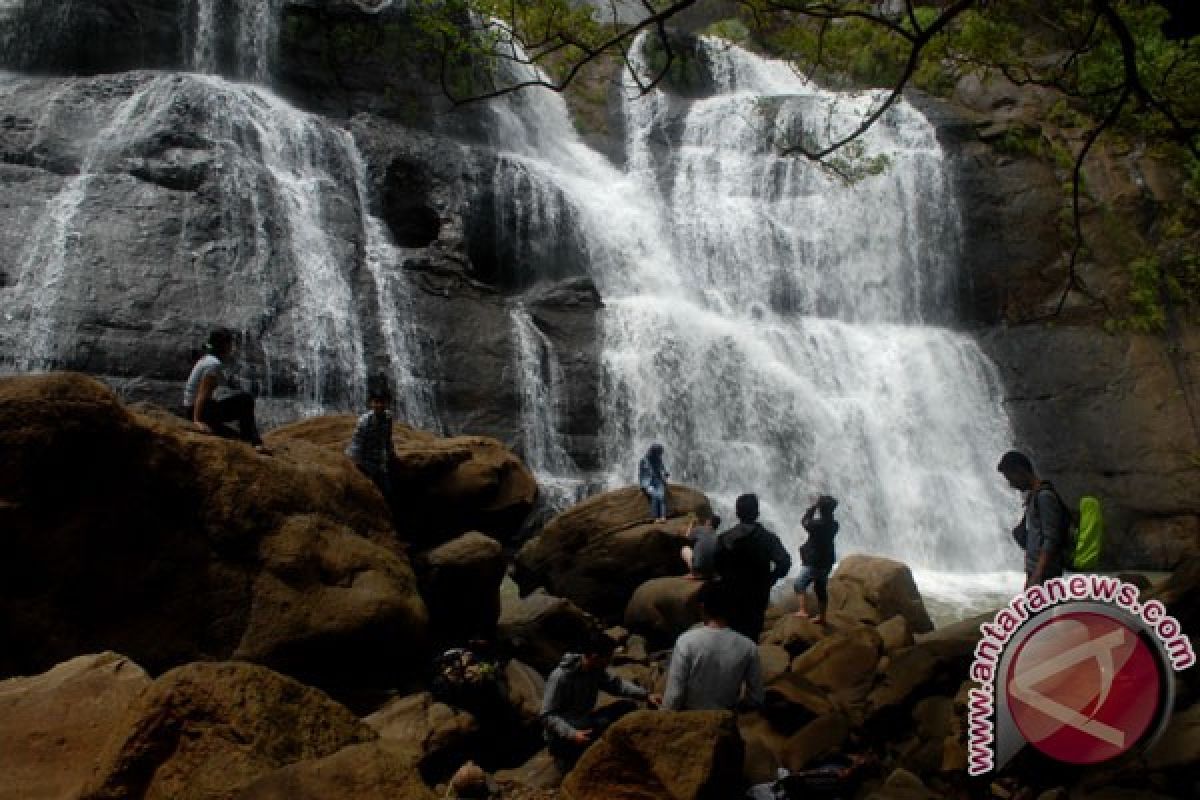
[541, 631, 661, 772]
[346, 376, 396, 496]
[713, 493, 791, 641]
[792, 495, 839, 624]
[183, 328, 270, 454]
[638, 443, 670, 522]
[663, 580, 763, 711]
[997, 450, 1068, 588]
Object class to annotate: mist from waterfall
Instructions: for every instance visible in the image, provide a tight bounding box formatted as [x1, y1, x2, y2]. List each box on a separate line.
[487, 36, 1019, 580]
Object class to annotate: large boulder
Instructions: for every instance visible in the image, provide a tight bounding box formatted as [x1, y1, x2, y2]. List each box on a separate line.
[0, 652, 151, 800]
[562, 710, 743, 800]
[267, 415, 537, 545]
[415, 532, 507, 646]
[515, 486, 711, 620]
[789, 625, 883, 702]
[236, 740, 437, 800]
[498, 590, 597, 675]
[623, 576, 705, 649]
[0, 374, 427, 690]
[363, 691, 479, 767]
[829, 555, 934, 634]
[82, 661, 375, 800]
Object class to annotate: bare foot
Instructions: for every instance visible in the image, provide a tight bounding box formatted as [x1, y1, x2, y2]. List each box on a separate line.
[792, 610, 810, 618]
[684, 573, 702, 581]
[655, 517, 667, 524]
[811, 615, 825, 624]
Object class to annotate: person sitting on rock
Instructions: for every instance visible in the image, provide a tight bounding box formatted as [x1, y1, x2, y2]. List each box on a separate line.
[680, 509, 721, 580]
[638, 443, 670, 522]
[183, 328, 269, 454]
[793, 494, 839, 624]
[541, 630, 661, 772]
[346, 376, 396, 496]
[663, 580, 763, 712]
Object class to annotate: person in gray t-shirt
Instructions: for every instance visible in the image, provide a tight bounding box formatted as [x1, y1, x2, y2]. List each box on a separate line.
[663, 581, 763, 712]
[998, 450, 1067, 588]
[183, 329, 269, 454]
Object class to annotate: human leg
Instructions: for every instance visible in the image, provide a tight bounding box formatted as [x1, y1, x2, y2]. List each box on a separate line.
[792, 566, 815, 617]
[650, 486, 666, 521]
[212, 391, 263, 446]
[811, 568, 831, 623]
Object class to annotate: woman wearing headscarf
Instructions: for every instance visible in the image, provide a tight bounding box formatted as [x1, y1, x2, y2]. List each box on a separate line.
[637, 443, 670, 522]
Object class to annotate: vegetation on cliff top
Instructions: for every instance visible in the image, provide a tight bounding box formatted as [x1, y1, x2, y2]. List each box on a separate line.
[407, 1, 1199, 329]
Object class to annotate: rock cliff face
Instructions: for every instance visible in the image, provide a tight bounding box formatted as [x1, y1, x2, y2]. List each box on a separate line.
[0, 1, 1195, 567]
[914, 80, 1200, 568]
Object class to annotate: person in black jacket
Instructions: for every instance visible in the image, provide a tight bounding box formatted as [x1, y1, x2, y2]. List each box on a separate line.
[793, 495, 839, 623]
[713, 493, 792, 641]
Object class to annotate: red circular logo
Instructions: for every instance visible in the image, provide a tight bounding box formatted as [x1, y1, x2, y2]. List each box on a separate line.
[1005, 612, 1163, 764]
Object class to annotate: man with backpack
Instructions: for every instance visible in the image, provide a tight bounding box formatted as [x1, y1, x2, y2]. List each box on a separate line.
[713, 493, 792, 640]
[997, 450, 1069, 588]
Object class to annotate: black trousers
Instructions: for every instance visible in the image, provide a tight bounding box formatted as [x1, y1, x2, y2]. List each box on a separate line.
[186, 391, 262, 445]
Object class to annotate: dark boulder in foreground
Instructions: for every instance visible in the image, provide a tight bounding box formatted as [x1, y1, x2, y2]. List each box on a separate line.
[0, 373, 428, 689]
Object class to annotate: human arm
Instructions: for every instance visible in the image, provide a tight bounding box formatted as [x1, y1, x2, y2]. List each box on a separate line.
[345, 415, 369, 465]
[192, 372, 219, 432]
[1028, 489, 1066, 586]
[540, 668, 584, 742]
[662, 640, 691, 711]
[768, 534, 792, 583]
[600, 669, 649, 701]
[743, 648, 764, 710]
[801, 504, 817, 532]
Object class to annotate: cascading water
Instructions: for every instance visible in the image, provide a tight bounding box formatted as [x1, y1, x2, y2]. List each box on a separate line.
[1, 1, 434, 423]
[510, 306, 585, 504]
[483, 35, 1022, 601]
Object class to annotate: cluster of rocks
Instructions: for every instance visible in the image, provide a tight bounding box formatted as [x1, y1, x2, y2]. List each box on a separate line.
[2, 372, 1199, 800]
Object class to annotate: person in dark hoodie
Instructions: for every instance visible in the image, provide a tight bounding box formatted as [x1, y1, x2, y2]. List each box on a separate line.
[541, 631, 660, 771]
[713, 493, 792, 641]
[793, 494, 839, 623]
[638, 443, 670, 522]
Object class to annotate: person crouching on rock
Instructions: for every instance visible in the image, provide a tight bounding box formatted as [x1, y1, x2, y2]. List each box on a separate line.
[346, 376, 396, 497]
[680, 508, 720, 580]
[793, 494, 839, 624]
[183, 328, 270, 455]
[541, 630, 661, 772]
[638, 442, 670, 522]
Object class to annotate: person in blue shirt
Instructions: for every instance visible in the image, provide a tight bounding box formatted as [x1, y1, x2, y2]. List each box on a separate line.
[638, 443, 670, 522]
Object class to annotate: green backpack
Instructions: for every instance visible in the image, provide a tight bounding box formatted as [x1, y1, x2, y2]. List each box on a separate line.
[1036, 485, 1104, 571]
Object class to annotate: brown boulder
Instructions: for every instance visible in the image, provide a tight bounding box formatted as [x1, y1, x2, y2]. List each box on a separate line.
[0, 652, 151, 800]
[562, 710, 742, 800]
[761, 614, 824, 655]
[236, 740, 436, 800]
[268, 415, 537, 544]
[762, 672, 837, 733]
[363, 691, 479, 762]
[503, 658, 548, 728]
[758, 644, 792, 686]
[790, 625, 882, 700]
[737, 712, 787, 785]
[624, 576, 705, 649]
[829, 555, 934, 634]
[498, 589, 597, 674]
[877, 615, 914, 654]
[781, 712, 852, 772]
[83, 661, 374, 800]
[864, 768, 938, 800]
[515, 486, 711, 620]
[0, 373, 427, 690]
[416, 532, 507, 645]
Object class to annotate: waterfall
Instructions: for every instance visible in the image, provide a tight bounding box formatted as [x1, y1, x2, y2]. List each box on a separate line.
[347, 143, 441, 431]
[510, 306, 585, 504]
[481, 36, 1018, 581]
[10, 77, 177, 370]
[188, 0, 279, 81]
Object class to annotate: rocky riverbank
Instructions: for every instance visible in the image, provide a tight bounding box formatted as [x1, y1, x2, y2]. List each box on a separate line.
[2, 373, 1197, 799]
